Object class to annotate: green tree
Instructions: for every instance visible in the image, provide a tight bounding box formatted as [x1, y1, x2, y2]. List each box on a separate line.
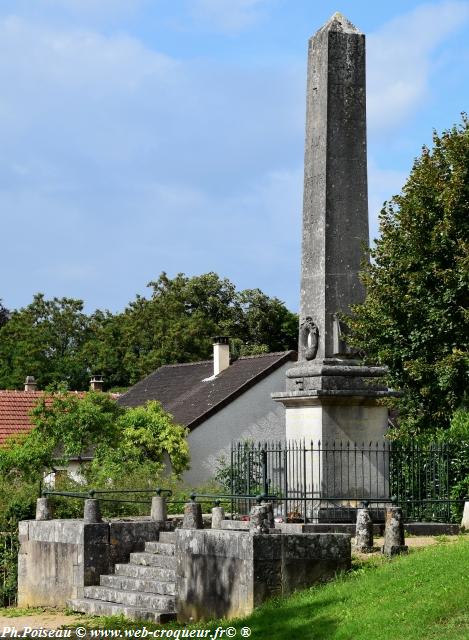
[0, 390, 122, 479]
[230, 288, 298, 357]
[348, 117, 469, 437]
[80, 310, 128, 390]
[0, 274, 297, 390]
[0, 300, 9, 328]
[90, 400, 189, 484]
[0, 294, 92, 390]
[119, 272, 298, 384]
[0, 391, 189, 485]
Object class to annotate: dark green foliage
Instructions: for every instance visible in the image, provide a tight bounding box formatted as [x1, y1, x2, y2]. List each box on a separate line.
[0, 391, 190, 487]
[0, 480, 36, 607]
[0, 273, 297, 390]
[0, 294, 92, 390]
[439, 410, 469, 520]
[349, 117, 469, 437]
[0, 300, 9, 329]
[118, 273, 297, 384]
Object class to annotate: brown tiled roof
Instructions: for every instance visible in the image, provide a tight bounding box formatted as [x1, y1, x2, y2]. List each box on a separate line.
[0, 390, 118, 446]
[118, 351, 297, 429]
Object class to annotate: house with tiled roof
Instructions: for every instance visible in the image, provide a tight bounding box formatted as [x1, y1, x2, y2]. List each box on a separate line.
[0, 377, 103, 481]
[118, 338, 297, 485]
[0, 377, 89, 446]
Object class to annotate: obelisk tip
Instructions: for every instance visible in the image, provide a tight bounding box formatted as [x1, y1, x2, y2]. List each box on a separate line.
[319, 12, 362, 35]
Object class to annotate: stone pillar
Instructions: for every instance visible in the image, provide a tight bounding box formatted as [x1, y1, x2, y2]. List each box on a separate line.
[83, 499, 102, 523]
[461, 501, 469, 529]
[211, 504, 225, 529]
[382, 506, 408, 556]
[151, 496, 167, 524]
[36, 497, 51, 521]
[271, 13, 390, 499]
[182, 501, 203, 529]
[355, 505, 373, 552]
[249, 502, 274, 534]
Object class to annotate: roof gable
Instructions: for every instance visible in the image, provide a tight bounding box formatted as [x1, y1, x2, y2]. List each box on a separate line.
[118, 351, 297, 428]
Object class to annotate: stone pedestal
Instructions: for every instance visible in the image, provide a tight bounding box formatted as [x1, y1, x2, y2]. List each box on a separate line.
[461, 501, 469, 529]
[355, 506, 373, 552]
[182, 501, 203, 529]
[36, 497, 51, 521]
[83, 499, 102, 523]
[382, 506, 408, 556]
[151, 496, 167, 524]
[211, 505, 225, 529]
[273, 378, 390, 503]
[249, 502, 274, 534]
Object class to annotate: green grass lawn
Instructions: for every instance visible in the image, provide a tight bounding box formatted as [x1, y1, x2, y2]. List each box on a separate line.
[3, 538, 469, 639]
[236, 539, 469, 640]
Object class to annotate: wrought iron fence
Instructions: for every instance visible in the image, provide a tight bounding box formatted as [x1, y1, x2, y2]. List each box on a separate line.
[230, 440, 460, 523]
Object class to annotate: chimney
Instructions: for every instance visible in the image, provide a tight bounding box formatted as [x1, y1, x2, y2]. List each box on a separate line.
[213, 336, 230, 376]
[24, 376, 38, 392]
[90, 375, 104, 392]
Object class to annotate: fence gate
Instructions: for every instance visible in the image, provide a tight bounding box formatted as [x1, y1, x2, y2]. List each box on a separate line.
[230, 440, 456, 523]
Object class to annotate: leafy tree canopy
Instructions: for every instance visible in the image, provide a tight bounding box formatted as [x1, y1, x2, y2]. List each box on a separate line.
[0, 273, 297, 390]
[119, 273, 298, 383]
[0, 294, 92, 390]
[0, 391, 189, 486]
[0, 300, 9, 329]
[348, 116, 469, 437]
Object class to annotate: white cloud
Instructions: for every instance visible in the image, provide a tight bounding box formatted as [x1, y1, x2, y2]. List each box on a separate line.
[188, 0, 269, 33]
[0, 14, 303, 311]
[367, 1, 469, 132]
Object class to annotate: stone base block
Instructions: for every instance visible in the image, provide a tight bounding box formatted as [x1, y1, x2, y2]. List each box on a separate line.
[175, 529, 351, 622]
[381, 545, 408, 556]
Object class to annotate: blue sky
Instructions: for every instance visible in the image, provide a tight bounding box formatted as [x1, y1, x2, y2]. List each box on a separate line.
[1, 0, 468, 314]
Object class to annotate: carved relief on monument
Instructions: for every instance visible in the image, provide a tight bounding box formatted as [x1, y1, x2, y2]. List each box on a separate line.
[299, 317, 319, 360]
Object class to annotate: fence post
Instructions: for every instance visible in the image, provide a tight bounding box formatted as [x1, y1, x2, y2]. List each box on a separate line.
[84, 492, 102, 523]
[355, 501, 373, 552]
[461, 499, 469, 530]
[36, 497, 51, 521]
[382, 505, 408, 556]
[211, 500, 225, 529]
[249, 497, 274, 534]
[182, 494, 203, 529]
[262, 447, 268, 496]
[151, 488, 167, 524]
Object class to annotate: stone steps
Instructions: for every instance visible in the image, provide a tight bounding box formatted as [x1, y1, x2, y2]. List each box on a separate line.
[100, 574, 176, 596]
[130, 552, 176, 568]
[68, 598, 176, 623]
[69, 530, 177, 623]
[114, 562, 176, 581]
[144, 541, 175, 555]
[158, 531, 176, 543]
[84, 585, 176, 610]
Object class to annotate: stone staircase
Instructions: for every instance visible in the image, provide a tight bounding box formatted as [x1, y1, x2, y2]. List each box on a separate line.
[69, 531, 177, 622]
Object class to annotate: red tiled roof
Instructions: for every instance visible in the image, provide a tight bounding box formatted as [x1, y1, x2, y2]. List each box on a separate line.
[0, 390, 86, 445]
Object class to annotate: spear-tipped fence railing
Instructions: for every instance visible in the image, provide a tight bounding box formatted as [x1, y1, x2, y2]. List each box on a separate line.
[229, 440, 464, 523]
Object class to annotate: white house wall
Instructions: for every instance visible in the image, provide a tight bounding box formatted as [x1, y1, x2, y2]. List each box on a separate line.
[183, 363, 289, 487]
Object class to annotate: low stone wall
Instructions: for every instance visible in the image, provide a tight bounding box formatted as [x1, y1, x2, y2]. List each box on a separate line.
[175, 529, 351, 622]
[18, 519, 161, 607]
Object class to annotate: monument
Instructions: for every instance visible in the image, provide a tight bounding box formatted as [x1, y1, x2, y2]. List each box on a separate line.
[272, 14, 389, 495]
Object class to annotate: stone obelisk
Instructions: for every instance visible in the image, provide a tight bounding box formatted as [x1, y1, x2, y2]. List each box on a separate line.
[273, 14, 389, 449]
